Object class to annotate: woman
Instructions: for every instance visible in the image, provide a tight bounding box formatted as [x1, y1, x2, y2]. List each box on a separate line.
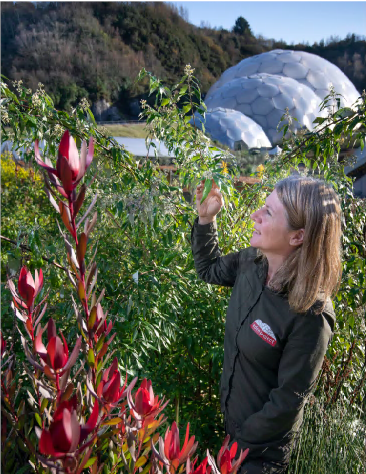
[191, 175, 342, 474]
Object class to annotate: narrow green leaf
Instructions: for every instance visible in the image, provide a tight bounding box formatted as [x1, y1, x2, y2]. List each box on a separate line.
[40, 398, 48, 413]
[348, 315, 355, 329]
[182, 104, 192, 114]
[84, 457, 97, 469]
[135, 456, 147, 468]
[88, 306, 97, 331]
[102, 417, 123, 426]
[34, 413, 42, 428]
[87, 108, 97, 126]
[200, 179, 212, 204]
[180, 85, 188, 95]
[87, 348, 95, 366]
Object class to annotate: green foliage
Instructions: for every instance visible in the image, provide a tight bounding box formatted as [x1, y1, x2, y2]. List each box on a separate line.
[1, 69, 366, 471]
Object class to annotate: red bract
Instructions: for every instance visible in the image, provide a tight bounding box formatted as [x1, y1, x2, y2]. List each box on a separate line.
[186, 457, 212, 474]
[35, 130, 94, 197]
[217, 436, 249, 474]
[129, 378, 168, 422]
[135, 379, 157, 415]
[1, 332, 5, 357]
[164, 421, 197, 471]
[88, 303, 113, 342]
[39, 396, 99, 458]
[8, 266, 43, 311]
[96, 357, 127, 405]
[35, 319, 81, 375]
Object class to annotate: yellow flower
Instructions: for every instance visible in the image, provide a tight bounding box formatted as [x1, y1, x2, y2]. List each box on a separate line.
[221, 160, 228, 174]
[256, 164, 265, 179]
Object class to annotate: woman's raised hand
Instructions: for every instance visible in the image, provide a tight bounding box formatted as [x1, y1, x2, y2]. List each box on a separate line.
[195, 180, 224, 224]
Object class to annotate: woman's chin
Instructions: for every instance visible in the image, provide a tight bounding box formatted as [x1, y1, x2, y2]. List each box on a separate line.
[250, 235, 260, 247]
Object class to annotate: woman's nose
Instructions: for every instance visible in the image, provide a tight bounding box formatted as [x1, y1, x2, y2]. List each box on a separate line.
[251, 209, 261, 221]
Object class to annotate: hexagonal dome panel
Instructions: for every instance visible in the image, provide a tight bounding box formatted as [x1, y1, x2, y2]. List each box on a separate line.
[194, 108, 271, 150]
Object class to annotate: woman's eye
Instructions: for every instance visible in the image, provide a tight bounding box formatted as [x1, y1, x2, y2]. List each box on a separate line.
[266, 209, 271, 215]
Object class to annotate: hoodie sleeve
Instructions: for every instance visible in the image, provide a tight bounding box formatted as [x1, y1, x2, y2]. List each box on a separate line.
[236, 310, 334, 449]
[191, 216, 240, 287]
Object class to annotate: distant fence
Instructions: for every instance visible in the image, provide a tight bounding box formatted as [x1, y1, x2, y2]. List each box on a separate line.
[96, 120, 146, 125]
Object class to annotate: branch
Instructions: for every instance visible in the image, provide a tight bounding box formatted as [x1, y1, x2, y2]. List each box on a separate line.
[1, 235, 69, 273]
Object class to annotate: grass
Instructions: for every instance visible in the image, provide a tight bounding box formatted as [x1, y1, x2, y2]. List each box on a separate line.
[98, 123, 148, 138]
[287, 396, 366, 473]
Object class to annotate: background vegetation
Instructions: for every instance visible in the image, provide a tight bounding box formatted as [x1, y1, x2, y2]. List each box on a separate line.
[1, 65, 366, 472]
[1, 1, 365, 115]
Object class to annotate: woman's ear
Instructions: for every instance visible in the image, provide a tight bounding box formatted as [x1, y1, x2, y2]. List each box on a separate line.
[290, 228, 304, 247]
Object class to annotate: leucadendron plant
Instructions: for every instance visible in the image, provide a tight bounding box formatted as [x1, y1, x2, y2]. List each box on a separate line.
[1, 130, 249, 473]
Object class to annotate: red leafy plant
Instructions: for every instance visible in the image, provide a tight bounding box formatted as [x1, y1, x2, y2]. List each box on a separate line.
[2, 129, 250, 473]
[216, 436, 249, 474]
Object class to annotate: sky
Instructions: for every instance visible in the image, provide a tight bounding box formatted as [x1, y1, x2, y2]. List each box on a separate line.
[170, 1, 366, 45]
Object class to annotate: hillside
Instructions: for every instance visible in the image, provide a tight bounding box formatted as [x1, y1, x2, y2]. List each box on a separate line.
[1, 2, 365, 117]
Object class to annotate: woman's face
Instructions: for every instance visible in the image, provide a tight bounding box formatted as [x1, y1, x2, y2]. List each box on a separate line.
[250, 189, 303, 257]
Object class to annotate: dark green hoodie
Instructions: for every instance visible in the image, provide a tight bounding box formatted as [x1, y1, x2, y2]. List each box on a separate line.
[191, 217, 335, 464]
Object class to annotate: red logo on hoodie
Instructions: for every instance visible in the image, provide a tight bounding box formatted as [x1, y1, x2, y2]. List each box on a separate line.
[250, 319, 277, 347]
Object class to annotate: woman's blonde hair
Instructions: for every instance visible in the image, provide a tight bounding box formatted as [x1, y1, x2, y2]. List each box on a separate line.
[267, 175, 342, 314]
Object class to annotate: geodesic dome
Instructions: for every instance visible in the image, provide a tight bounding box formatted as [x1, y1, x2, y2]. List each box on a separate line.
[205, 73, 327, 145]
[203, 49, 360, 148]
[194, 107, 271, 150]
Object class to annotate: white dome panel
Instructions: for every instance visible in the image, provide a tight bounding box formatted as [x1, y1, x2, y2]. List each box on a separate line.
[205, 95, 222, 109]
[237, 62, 260, 77]
[267, 129, 285, 144]
[226, 128, 241, 141]
[237, 87, 259, 104]
[258, 60, 284, 74]
[267, 109, 284, 130]
[278, 52, 302, 62]
[236, 103, 253, 116]
[257, 83, 280, 98]
[272, 93, 295, 110]
[253, 115, 268, 130]
[283, 62, 308, 79]
[306, 69, 332, 90]
[251, 96, 275, 115]
[222, 84, 245, 99]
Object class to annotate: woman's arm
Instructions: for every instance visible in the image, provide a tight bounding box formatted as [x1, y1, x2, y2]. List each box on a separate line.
[191, 180, 240, 287]
[191, 216, 240, 287]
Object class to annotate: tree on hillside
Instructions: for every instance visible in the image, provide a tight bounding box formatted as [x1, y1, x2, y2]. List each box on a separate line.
[233, 16, 252, 36]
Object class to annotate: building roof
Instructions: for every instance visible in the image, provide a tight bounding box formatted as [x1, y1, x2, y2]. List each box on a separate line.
[344, 146, 366, 177]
